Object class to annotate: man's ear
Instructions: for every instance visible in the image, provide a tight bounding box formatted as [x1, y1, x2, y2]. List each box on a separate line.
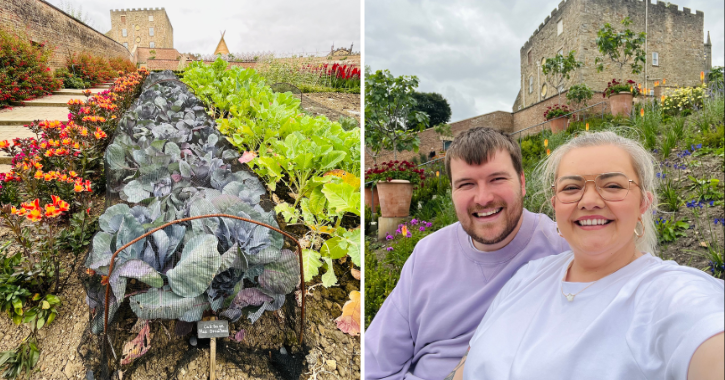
[520, 172, 526, 197]
[551, 196, 556, 211]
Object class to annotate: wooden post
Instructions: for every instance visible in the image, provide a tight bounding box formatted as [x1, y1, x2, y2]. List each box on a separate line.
[210, 317, 216, 380]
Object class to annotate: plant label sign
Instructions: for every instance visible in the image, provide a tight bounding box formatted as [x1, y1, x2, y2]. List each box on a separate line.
[197, 320, 229, 338]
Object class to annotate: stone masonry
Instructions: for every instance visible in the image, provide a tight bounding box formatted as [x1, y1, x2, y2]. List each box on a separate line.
[517, 0, 711, 110]
[365, 111, 513, 168]
[0, 0, 131, 69]
[108, 8, 173, 50]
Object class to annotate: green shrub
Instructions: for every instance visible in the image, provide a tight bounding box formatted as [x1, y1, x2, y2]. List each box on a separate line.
[0, 27, 61, 107]
[364, 246, 398, 328]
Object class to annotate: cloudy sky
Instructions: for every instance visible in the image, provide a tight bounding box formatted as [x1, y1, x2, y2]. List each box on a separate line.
[46, 0, 360, 56]
[366, 0, 724, 122]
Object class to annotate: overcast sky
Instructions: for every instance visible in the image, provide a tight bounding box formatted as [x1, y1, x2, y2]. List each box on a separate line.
[46, 0, 360, 56]
[365, 0, 724, 122]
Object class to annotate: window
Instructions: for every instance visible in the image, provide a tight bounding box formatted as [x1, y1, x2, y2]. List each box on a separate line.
[541, 84, 548, 98]
[150, 41, 155, 48]
[443, 141, 452, 151]
[529, 76, 534, 94]
[122, 28, 127, 37]
[123, 42, 128, 49]
[149, 15, 154, 22]
[149, 28, 154, 36]
[652, 52, 659, 66]
[121, 15, 126, 24]
[557, 20, 563, 35]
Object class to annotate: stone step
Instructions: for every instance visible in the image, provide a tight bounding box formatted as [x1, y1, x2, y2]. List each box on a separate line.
[11, 94, 84, 108]
[0, 125, 38, 165]
[0, 107, 69, 126]
[53, 88, 105, 95]
[0, 164, 12, 173]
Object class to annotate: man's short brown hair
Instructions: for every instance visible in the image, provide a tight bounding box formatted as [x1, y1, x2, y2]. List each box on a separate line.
[444, 127, 523, 179]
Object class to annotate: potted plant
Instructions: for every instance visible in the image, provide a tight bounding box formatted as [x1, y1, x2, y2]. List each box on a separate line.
[603, 78, 639, 116]
[566, 83, 593, 120]
[365, 160, 425, 217]
[543, 104, 571, 133]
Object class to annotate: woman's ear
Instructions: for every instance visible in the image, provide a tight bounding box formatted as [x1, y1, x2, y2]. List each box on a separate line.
[640, 191, 654, 214]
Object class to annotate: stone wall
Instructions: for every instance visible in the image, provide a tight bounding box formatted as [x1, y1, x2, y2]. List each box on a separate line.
[519, 0, 709, 110]
[109, 8, 173, 50]
[365, 111, 513, 168]
[0, 0, 132, 69]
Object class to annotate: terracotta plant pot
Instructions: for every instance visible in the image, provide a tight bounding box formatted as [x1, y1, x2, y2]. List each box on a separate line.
[364, 186, 380, 212]
[610, 92, 633, 117]
[549, 117, 568, 133]
[376, 179, 413, 217]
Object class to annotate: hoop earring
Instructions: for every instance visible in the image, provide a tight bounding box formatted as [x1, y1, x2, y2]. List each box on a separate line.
[556, 226, 563, 237]
[634, 220, 645, 238]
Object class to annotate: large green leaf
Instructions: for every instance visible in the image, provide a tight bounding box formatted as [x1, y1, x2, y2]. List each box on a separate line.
[321, 257, 337, 287]
[322, 182, 360, 216]
[258, 249, 299, 294]
[130, 288, 209, 322]
[302, 249, 322, 282]
[166, 234, 221, 298]
[109, 259, 163, 301]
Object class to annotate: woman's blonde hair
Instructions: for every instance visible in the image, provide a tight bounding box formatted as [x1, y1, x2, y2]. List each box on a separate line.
[538, 131, 659, 254]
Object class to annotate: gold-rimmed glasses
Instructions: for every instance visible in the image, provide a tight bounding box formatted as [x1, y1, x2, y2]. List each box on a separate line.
[552, 172, 640, 204]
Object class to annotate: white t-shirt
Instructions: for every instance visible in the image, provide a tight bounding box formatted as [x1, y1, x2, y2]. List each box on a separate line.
[464, 251, 725, 380]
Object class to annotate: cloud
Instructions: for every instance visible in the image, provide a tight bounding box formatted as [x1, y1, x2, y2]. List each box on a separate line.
[46, 0, 360, 55]
[366, 0, 724, 122]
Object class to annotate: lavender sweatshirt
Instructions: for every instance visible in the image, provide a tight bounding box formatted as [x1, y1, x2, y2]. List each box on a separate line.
[364, 210, 569, 380]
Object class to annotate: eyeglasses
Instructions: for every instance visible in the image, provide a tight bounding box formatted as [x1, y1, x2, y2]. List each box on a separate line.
[552, 172, 640, 203]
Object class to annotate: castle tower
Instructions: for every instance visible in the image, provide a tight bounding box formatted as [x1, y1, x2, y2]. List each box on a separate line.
[214, 31, 230, 56]
[108, 8, 174, 50]
[515, 0, 707, 111]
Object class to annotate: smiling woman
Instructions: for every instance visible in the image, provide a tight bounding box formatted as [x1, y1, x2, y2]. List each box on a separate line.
[448, 131, 724, 380]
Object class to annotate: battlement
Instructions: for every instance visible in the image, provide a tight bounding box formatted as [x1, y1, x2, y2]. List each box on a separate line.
[111, 8, 166, 13]
[520, 0, 702, 51]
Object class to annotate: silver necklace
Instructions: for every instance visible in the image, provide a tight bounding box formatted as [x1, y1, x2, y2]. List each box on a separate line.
[560, 261, 599, 302]
[561, 253, 637, 302]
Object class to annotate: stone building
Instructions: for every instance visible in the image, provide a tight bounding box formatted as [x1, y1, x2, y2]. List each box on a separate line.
[514, 0, 711, 111]
[107, 8, 173, 51]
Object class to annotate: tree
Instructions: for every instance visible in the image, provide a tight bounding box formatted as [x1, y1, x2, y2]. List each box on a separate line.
[365, 68, 430, 163]
[409, 92, 452, 128]
[58, 0, 98, 30]
[594, 17, 646, 75]
[542, 50, 583, 103]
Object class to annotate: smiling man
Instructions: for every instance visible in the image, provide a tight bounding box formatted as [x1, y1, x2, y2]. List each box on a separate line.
[365, 127, 569, 380]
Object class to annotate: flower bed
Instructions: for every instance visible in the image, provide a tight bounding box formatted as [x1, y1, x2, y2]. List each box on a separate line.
[0, 27, 61, 108]
[0, 69, 146, 378]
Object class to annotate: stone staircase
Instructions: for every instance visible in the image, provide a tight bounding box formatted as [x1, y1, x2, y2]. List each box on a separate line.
[0, 83, 113, 172]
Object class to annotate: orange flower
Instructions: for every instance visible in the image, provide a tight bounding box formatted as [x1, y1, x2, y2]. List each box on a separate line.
[69, 171, 78, 178]
[84, 180, 92, 192]
[654, 81, 659, 87]
[661, 95, 666, 102]
[57, 199, 69, 212]
[0, 140, 9, 149]
[33, 162, 42, 170]
[94, 127, 107, 140]
[585, 123, 589, 131]
[34, 170, 44, 179]
[43, 172, 55, 181]
[11, 207, 27, 216]
[700, 71, 705, 81]
[44, 150, 54, 158]
[546, 149, 551, 156]
[640, 108, 645, 117]
[663, 79, 666, 85]
[74, 183, 84, 192]
[401, 225, 409, 237]
[544, 139, 548, 147]
[79, 128, 88, 137]
[62, 138, 72, 146]
[26, 208, 43, 222]
[39, 141, 48, 149]
[44, 204, 62, 218]
[73, 142, 80, 149]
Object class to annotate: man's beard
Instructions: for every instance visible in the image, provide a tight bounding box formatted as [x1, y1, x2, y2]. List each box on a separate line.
[461, 193, 524, 246]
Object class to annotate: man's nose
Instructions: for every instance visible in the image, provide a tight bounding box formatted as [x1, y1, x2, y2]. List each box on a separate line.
[474, 183, 495, 205]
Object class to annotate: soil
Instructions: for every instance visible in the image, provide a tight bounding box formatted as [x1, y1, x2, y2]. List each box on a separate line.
[301, 93, 360, 124]
[655, 149, 725, 273]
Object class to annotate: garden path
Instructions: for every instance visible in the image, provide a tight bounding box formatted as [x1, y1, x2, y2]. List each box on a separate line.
[0, 83, 113, 171]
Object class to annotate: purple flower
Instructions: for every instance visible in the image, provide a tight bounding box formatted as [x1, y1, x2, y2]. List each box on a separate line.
[419, 226, 426, 231]
[386, 247, 394, 251]
[426, 222, 432, 228]
[395, 228, 401, 235]
[410, 219, 419, 225]
[386, 234, 394, 241]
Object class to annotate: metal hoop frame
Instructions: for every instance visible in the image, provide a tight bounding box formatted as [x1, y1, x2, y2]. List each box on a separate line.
[103, 213, 306, 344]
